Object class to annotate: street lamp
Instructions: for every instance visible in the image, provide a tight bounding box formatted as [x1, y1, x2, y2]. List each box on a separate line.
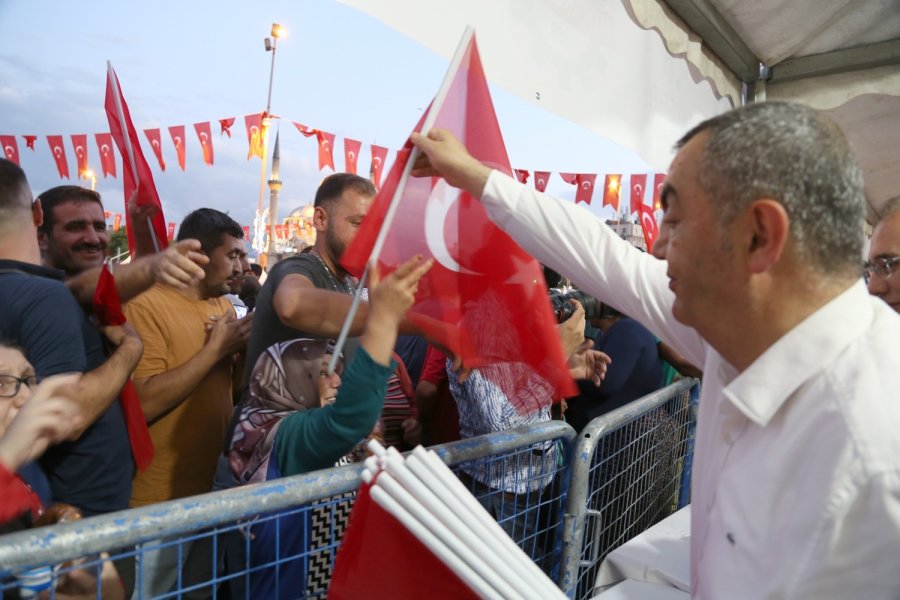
[258, 22, 286, 267]
[81, 168, 96, 191]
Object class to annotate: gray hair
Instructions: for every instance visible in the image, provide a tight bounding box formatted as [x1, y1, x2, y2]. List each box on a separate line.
[678, 101, 865, 277]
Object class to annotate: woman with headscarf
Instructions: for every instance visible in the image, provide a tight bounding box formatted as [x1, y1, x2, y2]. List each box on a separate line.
[222, 256, 432, 598]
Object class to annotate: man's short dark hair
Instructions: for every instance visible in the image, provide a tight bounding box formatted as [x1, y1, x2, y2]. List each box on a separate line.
[176, 208, 243, 254]
[249, 263, 263, 277]
[314, 173, 375, 212]
[36, 186, 103, 234]
[676, 101, 865, 277]
[0, 158, 30, 211]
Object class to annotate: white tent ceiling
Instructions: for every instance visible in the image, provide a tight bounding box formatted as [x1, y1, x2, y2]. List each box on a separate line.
[339, 0, 900, 222]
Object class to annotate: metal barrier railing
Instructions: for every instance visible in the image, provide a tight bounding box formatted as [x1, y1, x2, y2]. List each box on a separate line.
[0, 420, 575, 599]
[558, 378, 698, 599]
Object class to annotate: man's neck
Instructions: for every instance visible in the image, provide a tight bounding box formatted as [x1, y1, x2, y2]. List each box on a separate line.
[0, 233, 41, 266]
[709, 274, 856, 372]
[313, 244, 345, 279]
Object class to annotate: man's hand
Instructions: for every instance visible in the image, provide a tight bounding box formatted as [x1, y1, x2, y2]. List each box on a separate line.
[101, 323, 143, 356]
[0, 375, 82, 471]
[568, 341, 611, 386]
[410, 129, 492, 197]
[149, 239, 208, 290]
[557, 300, 586, 358]
[206, 312, 253, 361]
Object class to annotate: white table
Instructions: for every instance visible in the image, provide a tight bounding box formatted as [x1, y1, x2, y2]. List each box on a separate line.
[591, 505, 692, 599]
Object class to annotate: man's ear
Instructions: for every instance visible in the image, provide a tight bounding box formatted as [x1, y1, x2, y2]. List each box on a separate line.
[313, 205, 328, 233]
[745, 199, 789, 274]
[32, 197, 43, 228]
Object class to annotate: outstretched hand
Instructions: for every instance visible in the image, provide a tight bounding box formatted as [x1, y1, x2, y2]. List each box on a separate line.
[0, 374, 82, 471]
[410, 129, 492, 197]
[150, 239, 208, 289]
[361, 256, 433, 367]
[568, 342, 611, 386]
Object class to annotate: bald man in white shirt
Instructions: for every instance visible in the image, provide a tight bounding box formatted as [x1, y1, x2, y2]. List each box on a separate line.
[410, 101, 900, 599]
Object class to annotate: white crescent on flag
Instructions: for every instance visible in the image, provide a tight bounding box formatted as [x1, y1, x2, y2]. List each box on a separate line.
[634, 183, 643, 197]
[152, 140, 160, 149]
[348, 151, 356, 161]
[101, 144, 110, 156]
[174, 136, 182, 147]
[424, 179, 479, 275]
[537, 178, 545, 188]
[53, 146, 62, 157]
[581, 181, 591, 190]
[4, 146, 14, 159]
[373, 156, 382, 167]
[200, 132, 209, 145]
[250, 126, 259, 137]
[76, 145, 84, 158]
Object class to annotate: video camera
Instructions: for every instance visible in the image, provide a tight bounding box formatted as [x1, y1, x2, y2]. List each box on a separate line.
[548, 289, 600, 323]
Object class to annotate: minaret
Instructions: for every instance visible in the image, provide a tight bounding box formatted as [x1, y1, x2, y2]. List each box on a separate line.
[266, 126, 283, 264]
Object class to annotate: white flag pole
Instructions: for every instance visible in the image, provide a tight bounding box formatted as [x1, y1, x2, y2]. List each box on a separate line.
[328, 26, 475, 371]
[107, 61, 160, 254]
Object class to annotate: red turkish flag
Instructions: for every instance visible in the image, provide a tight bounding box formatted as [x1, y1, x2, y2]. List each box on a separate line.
[652, 173, 666, 209]
[104, 211, 111, 220]
[292, 122, 317, 138]
[341, 31, 576, 408]
[113, 213, 122, 232]
[242, 225, 250, 240]
[330, 479, 481, 600]
[23, 135, 37, 151]
[316, 130, 335, 171]
[46, 135, 70, 179]
[71, 134, 89, 178]
[95, 133, 117, 178]
[638, 203, 660, 253]
[559, 173, 597, 205]
[92, 263, 154, 471]
[0, 135, 19, 166]
[602, 174, 622, 211]
[219, 117, 235, 137]
[514, 169, 529, 184]
[194, 122, 214, 166]
[167, 222, 176, 241]
[630, 174, 648, 215]
[244, 113, 266, 160]
[344, 138, 362, 174]
[533, 171, 550, 192]
[168, 126, 186, 171]
[143, 129, 166, 171]
[105, 62, 169, 254]
[274, 224, 283, 240]
[370, 144, 389, 188]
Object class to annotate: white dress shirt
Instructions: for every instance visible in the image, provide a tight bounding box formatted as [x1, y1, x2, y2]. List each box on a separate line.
[482, 171, 900, 599]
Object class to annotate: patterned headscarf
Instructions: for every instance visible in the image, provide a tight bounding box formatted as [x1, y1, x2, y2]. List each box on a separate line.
[228, 338, 342, 484]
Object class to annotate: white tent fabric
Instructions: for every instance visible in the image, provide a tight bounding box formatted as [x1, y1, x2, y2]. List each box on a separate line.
[336, 0, 733, 172]
[339, 0, 900, 222]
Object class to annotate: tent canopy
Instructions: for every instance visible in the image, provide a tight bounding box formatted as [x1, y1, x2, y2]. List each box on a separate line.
[340, 0, 900, 223]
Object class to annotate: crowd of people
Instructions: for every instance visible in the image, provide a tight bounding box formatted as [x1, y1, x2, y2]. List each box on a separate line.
[0, 99, 898, 598]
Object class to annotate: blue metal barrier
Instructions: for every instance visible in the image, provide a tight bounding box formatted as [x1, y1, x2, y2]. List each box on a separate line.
[558, 378, 699, 600]
[0, 420, 574, 599]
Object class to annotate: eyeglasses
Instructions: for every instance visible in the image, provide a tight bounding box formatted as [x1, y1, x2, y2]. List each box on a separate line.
[0, 374, 36, 398]
[863, 255, 900, 282]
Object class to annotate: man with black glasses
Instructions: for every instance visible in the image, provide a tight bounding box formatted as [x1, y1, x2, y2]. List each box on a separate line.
[866, 197, 900, 313]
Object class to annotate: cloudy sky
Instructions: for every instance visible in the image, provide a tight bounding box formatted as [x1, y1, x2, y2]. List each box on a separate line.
[0, 0, 651, 241]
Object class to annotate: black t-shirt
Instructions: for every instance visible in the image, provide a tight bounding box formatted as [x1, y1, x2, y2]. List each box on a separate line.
[0, 259, 133, 516]
[244, 253, 360, 381]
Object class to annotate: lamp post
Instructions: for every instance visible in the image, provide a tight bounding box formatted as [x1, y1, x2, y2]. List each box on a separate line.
[255, 22, 286, 269]
[81, 168, 96, 191]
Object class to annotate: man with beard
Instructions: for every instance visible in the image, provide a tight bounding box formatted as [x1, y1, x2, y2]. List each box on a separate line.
[245, 173, 376, 376]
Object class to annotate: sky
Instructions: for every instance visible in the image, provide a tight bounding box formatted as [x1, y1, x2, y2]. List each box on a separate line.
[0, 0, 653, 245]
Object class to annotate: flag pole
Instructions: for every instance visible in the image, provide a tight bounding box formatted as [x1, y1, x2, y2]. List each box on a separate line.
[107, 61, 160, 254]
[328, 26, 476, 372]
